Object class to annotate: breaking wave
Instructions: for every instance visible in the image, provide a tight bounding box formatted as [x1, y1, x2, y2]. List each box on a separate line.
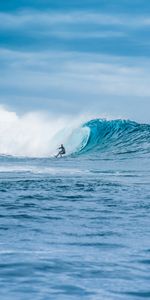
[0, 107, 149, 157]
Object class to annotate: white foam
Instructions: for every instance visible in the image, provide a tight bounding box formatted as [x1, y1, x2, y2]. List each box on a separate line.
[0, 106, 92, 157]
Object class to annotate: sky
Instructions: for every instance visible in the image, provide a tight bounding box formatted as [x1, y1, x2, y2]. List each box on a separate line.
[0, 0, 150, 122]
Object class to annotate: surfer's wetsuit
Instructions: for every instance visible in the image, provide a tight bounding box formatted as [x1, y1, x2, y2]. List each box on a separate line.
[56, 144, 66, 157]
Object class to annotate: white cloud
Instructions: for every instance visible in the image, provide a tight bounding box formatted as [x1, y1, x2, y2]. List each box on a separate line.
[0, 48, 150, 99]
[0, 11, 150, 30]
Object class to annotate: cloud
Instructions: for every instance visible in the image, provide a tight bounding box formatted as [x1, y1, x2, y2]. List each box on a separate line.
[0, 7, 150, 122]
[1, 10, 150, 57]
[0, 10, 150, 30]
[1, 48, 150, 99]
[0, 11, 127, 42]
[0, 48, 150, 122]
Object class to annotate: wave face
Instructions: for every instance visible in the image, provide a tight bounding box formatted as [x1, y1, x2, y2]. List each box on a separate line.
[77, 119, 150, 156]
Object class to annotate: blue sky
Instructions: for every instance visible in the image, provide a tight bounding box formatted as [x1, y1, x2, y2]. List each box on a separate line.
[0, 0, 150, 122]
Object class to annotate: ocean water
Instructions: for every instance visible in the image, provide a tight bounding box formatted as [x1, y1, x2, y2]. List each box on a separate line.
[0, 118, 150, 300]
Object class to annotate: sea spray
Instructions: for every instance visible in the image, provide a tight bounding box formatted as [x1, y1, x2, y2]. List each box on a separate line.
[0, 106, 90, 157]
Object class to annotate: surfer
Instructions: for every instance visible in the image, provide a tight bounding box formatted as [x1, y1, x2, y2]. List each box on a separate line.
[55, 144, 66, 158]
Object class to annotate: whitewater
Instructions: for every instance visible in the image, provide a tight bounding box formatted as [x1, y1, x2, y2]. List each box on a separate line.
[0, 106, 92, 157]
[0, 107, 150, 300]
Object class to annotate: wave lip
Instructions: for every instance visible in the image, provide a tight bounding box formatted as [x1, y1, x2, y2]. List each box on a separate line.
[75, 119, 150, 156]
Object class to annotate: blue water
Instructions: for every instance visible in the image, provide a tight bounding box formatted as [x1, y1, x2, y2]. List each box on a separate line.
[0, 119, 150, 300]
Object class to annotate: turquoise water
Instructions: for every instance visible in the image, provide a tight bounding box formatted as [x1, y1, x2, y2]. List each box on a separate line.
[0, 119, 150, 300]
